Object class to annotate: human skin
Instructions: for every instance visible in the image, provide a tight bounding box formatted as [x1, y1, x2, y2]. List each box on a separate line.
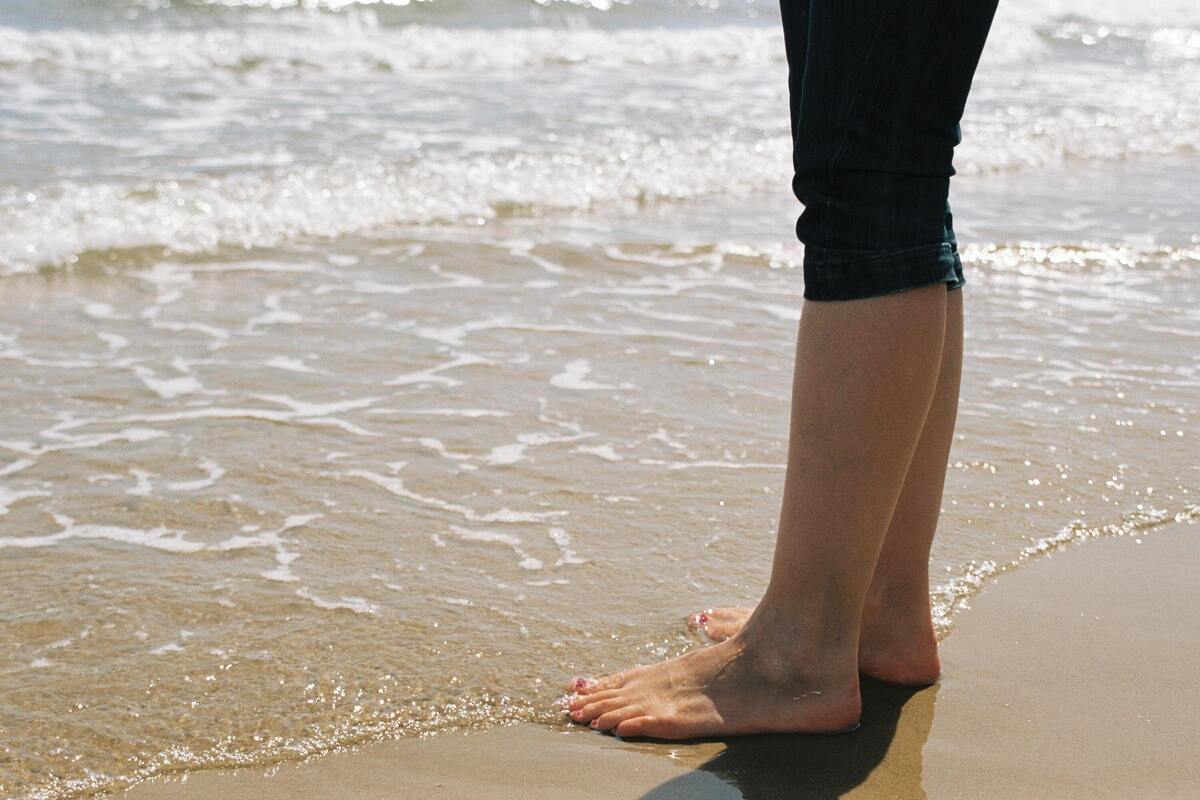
[566, 283, 959, 739]
[685, 287, 962, 684]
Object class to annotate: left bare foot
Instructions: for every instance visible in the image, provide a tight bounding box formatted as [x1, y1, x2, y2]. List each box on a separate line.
[685, 597, 941, 686]
[565, 626, 861, 739]
[686, 606, 753, 643]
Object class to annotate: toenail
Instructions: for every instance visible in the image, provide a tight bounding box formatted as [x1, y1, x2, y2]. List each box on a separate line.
[574, 677, 590, 690]
[589, 719, 598, 728]
[698, 613, 709, 624]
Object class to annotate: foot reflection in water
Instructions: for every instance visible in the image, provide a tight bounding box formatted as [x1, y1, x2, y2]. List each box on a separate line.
[636, 679, 937, 800]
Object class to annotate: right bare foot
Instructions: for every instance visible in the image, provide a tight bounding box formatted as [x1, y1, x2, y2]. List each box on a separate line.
[686, 598, 941, 686]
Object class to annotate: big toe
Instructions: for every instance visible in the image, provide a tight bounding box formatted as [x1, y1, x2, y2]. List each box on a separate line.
[686, 607, 750, 642]
[565, 668, 635, 697]
[565, 676, 596, 694]
[684, 609, 714, 633]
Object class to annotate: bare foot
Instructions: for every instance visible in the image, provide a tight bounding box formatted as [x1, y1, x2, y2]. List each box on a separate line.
[685, 599, 940, 686]
[566, 625, 862, 739]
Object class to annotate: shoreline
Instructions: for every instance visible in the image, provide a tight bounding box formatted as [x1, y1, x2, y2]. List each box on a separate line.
[125, 519, 1200, 799]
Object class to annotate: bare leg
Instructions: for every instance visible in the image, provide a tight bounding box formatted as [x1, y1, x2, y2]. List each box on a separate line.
[689, 289, 963, 686]
[859, 286, 962, 682]
[568, 284, 947, 738]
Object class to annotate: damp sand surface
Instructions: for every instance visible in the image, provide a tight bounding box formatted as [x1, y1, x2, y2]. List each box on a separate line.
[123, 520, 1200, 800]
[2, 0, 1199, 797]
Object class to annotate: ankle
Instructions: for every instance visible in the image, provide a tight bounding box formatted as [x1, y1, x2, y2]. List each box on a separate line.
[739, 600, 860, 674]
[858, 587, 941, 685]
[862, 581, 932, 625]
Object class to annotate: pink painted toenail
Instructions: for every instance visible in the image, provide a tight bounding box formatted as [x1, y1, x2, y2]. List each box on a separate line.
[698, 613, 709, 624]
[575, 677, 588, 690]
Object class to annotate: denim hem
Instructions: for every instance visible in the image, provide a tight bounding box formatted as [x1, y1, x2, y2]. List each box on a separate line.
[802, 242, 963, 301]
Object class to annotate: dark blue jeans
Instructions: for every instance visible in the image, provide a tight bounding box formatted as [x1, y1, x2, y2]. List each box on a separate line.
[782, 0, 999, 300]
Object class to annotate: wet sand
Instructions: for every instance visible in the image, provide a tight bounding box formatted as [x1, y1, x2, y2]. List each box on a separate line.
[126, 519, 1199, 800]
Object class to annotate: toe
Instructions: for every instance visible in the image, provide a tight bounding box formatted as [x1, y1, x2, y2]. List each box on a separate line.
[585, 669, 637, 694]
[614, 716, 655, 738]
[565, 676, 595, 694]
[570, 697, 625, 723]
[594, 705, 642, 731]
[686, 607, 751, 642]
[568, 688, 621, 711]
[685, 609, 714, 632]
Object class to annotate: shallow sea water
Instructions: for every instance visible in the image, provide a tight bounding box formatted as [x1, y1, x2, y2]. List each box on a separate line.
[1, 0, 1198, 797]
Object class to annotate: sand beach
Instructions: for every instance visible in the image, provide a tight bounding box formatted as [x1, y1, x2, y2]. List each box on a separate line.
[125, 519, 1200, 799]
[2, 0, 1198, 797]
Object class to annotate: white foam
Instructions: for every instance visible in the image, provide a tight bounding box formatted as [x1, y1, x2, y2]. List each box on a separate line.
[509, 246, 570, 275]
[548, 526, 587, 566]
[0, 132, 792, 273]
[167, 458, 226, 492]
[0, 458, 34, 477]
[265, 355, 321, 373]
[647, 427, 696, 455]
[573, 444, 623, 462]
[387, 353, 490, 387]
[345, 467, 566, 523]
[484, 443, 528, 466]
[210, 513, 320, 583]
[83, 302, 123, 320]
[409, 316, 509, 348]
[0, 513, 205, 553]
[483, 428, 595, 466]
[314, 272, 483, 301]
[125, 469, 155, 497]
[0, 24, 784, 79]
[930, 505, 1200, 637]
[148, 320, 231, 348]
[0, 341, 100, 370]
[252, 393, 381, 417]
[416, 437, 473, 462]
[404, 408, 511, 417]
[446, 524, 522, 548]
[134, 366, 203, 400]
[0, 485, 50, 515]
[98, 332, 130, 352]
[550, 359, 617, 391]
[0, 427, 168, 458]
[0, 511, 322, 593]
[78, 401, 379, 438]
[246, 295, 304, 329]
[294, 588, 378, 614]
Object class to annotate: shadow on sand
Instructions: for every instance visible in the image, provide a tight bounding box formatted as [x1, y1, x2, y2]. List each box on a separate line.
[637, 679, 937, 800]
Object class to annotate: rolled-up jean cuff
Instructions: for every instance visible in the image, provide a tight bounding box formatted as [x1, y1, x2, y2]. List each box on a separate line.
[802, 242, 965, 301]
